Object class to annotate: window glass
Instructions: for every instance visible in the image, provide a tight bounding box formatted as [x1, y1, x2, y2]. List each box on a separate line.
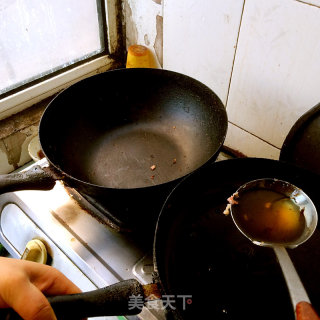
[0, 0, 105, 95]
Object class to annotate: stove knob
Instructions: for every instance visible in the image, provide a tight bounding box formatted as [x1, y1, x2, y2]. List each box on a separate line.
[21, 239, 47, 264]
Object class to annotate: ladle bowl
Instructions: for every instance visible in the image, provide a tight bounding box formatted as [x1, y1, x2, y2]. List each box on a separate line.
[229, 178, 319, 320]
[230, 178, 318, 248]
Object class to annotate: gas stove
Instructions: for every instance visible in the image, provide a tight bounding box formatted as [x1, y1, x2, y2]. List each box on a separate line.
[0, 162, 169, 320]
[0, 153, 231, 320]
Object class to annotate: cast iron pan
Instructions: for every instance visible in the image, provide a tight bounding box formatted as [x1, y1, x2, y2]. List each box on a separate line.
[154, 158, 320, 319]
[280, 102, 320, 175]
[4, 158, 320, 319]
[2, 68, 227, 193]
[0, 68, 227, 229]
[39, 68, 227, 192]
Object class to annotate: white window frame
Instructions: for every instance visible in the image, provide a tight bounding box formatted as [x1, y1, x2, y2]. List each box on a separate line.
[0, 0, 121, 121]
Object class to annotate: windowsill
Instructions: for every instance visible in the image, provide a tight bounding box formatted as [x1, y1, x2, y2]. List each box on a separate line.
[0, 99, 48, 140]
[0, 56, 123, 121]
[0, 59, 124, 174]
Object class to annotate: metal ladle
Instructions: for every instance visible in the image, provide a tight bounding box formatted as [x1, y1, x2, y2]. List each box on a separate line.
[228, 178, 319, 320]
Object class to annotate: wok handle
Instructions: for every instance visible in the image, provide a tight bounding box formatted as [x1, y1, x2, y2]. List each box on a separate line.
[0, 279, 145, 319]
[48, 279, 145, 318]
[0, 165, 56, 194]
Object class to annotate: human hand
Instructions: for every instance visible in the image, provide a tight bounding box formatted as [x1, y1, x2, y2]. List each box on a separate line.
[0, 257, 81, 320]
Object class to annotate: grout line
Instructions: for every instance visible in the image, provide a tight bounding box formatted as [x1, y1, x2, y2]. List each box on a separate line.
[225, 0, 246, 107]
[293, 0, 320, 8]
[228, 121, 281, 150]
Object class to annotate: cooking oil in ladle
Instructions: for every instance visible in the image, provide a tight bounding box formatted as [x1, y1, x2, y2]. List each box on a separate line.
[228, 178, 319, 319]
[232, 188, 305, 244]
[228, 178, 318, 247]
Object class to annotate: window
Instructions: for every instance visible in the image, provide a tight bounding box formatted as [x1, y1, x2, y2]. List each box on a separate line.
[0, 0, 121, 119]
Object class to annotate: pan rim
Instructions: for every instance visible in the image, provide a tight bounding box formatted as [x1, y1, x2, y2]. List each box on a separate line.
[38, 68, 228, 191]
[152, 157, 320, 319]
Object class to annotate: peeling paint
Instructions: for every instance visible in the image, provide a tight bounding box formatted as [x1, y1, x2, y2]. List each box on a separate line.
[0, 141, 9, 167]
[124, 0, 138, 47]
[144, 34, 150, 46]
[3, 131, 27, 170]
[154, 15, 163, 68]
[0, 102, 46, 173]
[0, 103, 44, 140]
[0, 140, 14, 173]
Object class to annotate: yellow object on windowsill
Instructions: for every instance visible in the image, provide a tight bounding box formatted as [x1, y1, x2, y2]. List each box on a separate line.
[126, 45, 156, 68]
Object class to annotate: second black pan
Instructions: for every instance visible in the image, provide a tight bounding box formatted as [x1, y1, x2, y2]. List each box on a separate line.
[5, 158, 320, 320]
[280, 102, 320, 175]
[154, 158, 320, 319]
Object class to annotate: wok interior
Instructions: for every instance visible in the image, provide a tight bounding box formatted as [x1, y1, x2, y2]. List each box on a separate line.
[40, 69, 227, 189]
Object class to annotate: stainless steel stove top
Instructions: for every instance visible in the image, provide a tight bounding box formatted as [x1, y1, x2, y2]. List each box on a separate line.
[0, 152, 232, 320]
[0, 167, 165, 320]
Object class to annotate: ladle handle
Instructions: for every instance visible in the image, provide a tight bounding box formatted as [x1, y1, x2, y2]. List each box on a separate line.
[273, 246, 317, 319]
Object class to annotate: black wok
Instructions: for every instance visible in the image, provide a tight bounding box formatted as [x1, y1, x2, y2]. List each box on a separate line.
[280, 102, 320, 175]
[4, 158, 320, 319]
[153, 158, 320, 320]
[0, 68, 227, 227]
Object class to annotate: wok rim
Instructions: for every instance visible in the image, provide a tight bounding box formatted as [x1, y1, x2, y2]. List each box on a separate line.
[152, 157, 320, 319]
[38, 68, 228, 191]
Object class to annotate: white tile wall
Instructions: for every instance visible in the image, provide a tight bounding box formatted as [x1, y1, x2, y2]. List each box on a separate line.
[163, 0, 244, 104]
[160, 0, 320, 158]
[297, 0, 320, 7]
[225, 123, 281, 159]
[227, 0, 320, 149]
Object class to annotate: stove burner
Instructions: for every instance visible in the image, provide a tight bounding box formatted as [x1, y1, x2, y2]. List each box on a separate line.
[64, 187, 125, 231]
[64, 183, 172, 236]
